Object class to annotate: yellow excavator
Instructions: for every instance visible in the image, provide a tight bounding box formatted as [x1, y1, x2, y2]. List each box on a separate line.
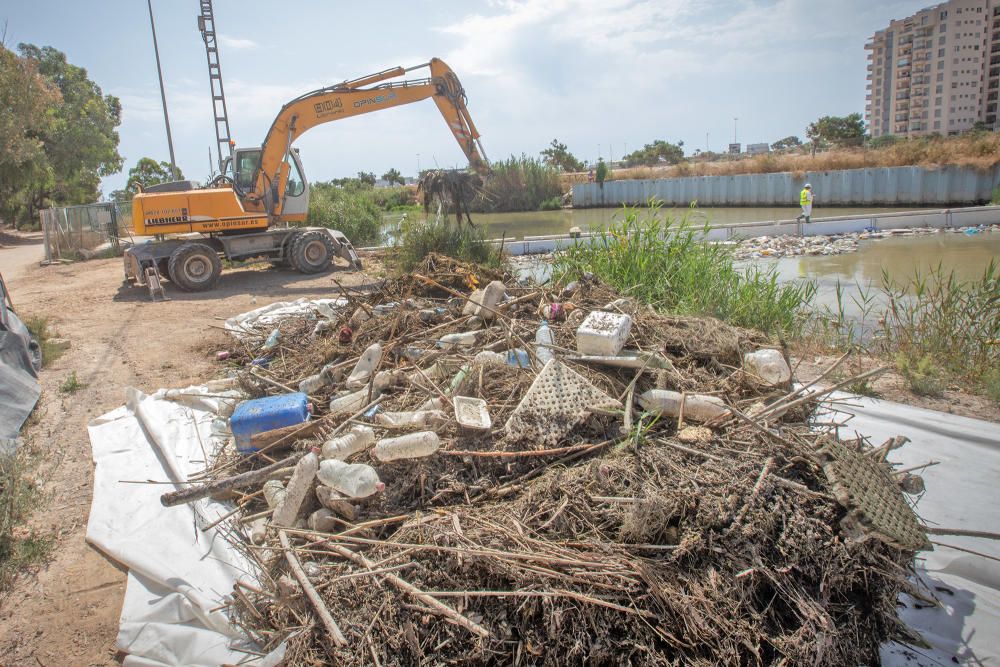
[124, 58, 488, 293]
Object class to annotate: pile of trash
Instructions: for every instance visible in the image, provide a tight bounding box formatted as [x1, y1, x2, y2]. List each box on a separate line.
[733, 234, 859, 260]
[165, 253, 928, 665]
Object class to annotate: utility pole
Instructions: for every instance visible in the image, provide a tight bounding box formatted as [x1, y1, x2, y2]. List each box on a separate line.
[706, 132, 709, 153]
[147, 0, 178, 179]
[416, 153, 421, 176]
[733, 117, 739, 144]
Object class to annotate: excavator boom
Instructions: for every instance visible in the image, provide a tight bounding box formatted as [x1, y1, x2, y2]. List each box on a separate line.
[249, 58, 488, 217]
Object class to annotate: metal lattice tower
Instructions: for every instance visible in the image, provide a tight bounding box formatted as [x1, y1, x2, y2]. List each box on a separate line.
[197, 0, 233, 173]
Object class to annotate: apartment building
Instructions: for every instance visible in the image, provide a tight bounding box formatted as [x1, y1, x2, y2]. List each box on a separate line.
[865, 0, 1000, 137]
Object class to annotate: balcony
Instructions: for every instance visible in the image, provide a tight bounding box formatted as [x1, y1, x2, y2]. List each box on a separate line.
[897, 58, 912, 68]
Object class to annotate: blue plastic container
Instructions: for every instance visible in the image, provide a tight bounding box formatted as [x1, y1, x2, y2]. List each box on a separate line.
[230, 392, 309, 454]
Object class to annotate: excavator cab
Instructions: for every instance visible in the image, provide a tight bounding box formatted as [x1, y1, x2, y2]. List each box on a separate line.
[226, 147, 309, 222]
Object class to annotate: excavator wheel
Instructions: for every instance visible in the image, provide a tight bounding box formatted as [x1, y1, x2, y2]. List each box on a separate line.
[289, 231, 335, 274]
[167, 242, 223, 292]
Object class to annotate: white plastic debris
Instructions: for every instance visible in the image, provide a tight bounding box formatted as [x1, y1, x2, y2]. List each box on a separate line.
[321, 425, 375, 460]
[453, 396, 492, 431]
[346, 343, 382, 388]
[375, 409, 449, 430]
[637, 390, 730, 423]
[317, 459, 384, 498]
[272, 450, 319, 527]
[576, 311, 632, 356]
[743, 349, 792, 386]
[373, 431, 442, 462]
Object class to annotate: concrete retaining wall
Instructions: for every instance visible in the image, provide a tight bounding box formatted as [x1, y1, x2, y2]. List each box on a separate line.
[572, 165, 1000, 208]
[493, 205, 1000, 256]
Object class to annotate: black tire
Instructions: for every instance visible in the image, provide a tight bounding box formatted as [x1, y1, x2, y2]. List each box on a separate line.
[289, 230, 335, 274]
[167, 242, 222, 291]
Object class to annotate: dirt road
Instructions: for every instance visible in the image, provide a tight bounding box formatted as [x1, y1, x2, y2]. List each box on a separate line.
[0, 235, 372, 665]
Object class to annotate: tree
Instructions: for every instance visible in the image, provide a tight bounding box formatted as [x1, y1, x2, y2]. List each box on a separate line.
[595, 158, 609, 189]
[540, 139, 584, 172]
[0, 44, 60, 227]
[356, 171, 376, 186]
[806, 114, 866, 152]
[623, 140, 685, 167]
[770, 135, 802, 151]
[16, 44, 123, 221]
[381, 168, 404, 186]
[110, 158, 185, 202]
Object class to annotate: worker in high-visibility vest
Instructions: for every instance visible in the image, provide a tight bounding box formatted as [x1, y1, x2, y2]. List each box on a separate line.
[795, 183, 815, 223]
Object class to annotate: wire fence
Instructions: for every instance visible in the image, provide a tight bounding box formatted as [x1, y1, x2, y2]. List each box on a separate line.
[39, 201, 132, 262]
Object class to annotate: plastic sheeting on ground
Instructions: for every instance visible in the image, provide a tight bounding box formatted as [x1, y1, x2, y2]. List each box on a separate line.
[86, 385, 283, 667]
[816, 394, 1000, 666]
[0, 296, 42, 454]
[224, 298, 346, 338]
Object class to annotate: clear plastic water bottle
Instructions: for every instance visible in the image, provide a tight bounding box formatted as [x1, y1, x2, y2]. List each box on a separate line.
[321, 425, 375, 460]
[263, 328, 281, 350]
[373, 431, 441, 462]
[272, 450, 319, 526]
[535, 321, 555, 365]
[347, 343, 382, 388]
[317, 459, 384, 498]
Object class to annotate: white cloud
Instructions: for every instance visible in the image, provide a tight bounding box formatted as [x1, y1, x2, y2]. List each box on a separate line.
[218, 34, 258, 50]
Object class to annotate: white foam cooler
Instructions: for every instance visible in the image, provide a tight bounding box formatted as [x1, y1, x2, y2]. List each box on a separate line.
[575, 311, 632, 356]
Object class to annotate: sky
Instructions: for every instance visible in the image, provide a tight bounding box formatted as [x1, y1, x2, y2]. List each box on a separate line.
[2, 0, 938, 195]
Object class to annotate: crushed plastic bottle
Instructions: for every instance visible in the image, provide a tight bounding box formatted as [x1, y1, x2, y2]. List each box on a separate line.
[637, 390, 730, 423]
[263, 328, 281, 350]
[506, 348, 531, 368]
[328, 388, 374, 417]
[318, 459, 384, 498]
[742, 349, 792, 386]
[346, 343, 382, 388]
[373, 431, 441, 462]
[535, 322, 555, 365]
[476, 280, 506, 319]
[321, 425, 376, 460]
[473, 350, 506, 366]
[315, 486, 358, 520]
[263, 479, 287, 510]
[437, 331, 478, 350]
[272, 450, 319, 527]
[307, 508, 338, 532]
[376, 409, 449, 430]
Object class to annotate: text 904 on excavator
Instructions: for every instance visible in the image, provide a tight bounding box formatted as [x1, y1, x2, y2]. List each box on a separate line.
[124, 58, 489, 295]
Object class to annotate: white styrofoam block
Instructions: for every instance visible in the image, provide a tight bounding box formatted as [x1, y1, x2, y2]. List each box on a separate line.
[575, 311, 632, 356]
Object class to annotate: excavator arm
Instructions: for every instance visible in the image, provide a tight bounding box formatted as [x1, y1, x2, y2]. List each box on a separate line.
[249, 58, 488, 218]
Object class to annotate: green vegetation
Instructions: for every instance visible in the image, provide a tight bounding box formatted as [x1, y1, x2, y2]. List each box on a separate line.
[59, 371, 84, 393]
[540, 139, 584, 172]
[806, 113, 866, 150]
[622, 140, 685, 167]
[305, 181, 385, 245]
[381, 168, 404, 186]
[393, 215, 498, 272]
[472, 155, 562, 213]
[1, 446, 51, 590]
[0, 44, 122, 228]
[552, 204, 816, 335]
[991, 185, 1000, 205]
[809, 263, 999, 400]
[110, 157, 183, 202]
[770, 136, 802, 151]
[23, 316, 68, 367]
[595, 159, 609, 188]
[539, 196, 562, 211]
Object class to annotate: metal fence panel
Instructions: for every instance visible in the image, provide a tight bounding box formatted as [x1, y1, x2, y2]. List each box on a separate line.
[40, 201, 131, 262]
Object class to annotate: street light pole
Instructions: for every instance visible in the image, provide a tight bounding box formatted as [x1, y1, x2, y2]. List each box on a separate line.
[733, 117, 739, 145]
[147, 0, 178, 179]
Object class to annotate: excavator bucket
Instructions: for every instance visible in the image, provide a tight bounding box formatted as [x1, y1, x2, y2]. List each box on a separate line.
[326, 230, 363, 270]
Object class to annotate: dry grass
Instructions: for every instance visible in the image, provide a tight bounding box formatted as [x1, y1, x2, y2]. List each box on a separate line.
[560, 133, 1000, 186]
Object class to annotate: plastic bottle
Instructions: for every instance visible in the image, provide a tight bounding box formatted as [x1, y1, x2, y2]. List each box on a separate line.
[272, 450, 319, 527]
[446, 364, 472, 396]
[299, 373, 327, 395]
[328, 388, 373, 417]
[637, 390, 729, 423]
[376, 409, 448, 429]
[315, 486, 358, 520]
[321, 425, 376, 460]
[506, 348, 531, 368]
[476, 280, 506, 319]
[346, 343, 382, 388]
[263, 479, 287, 510]
[348, 306, 371, 329]
[307, 508, 338, 532]
[742, 349, 792, 386]
[437, 331, 478, 350]
[263, 328, 281, 350]
[535, 322, 555, 365]
[418, 397, 444, 411]
[373, 431, 441, 462]
[317, 459, 384, 498]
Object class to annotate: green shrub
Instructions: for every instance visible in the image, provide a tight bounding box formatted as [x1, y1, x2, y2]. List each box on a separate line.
[538, 196, 562, 211]
[393, 216, 498, 272]
[896, 353, 945, 397]
[23, 316, 67, 367]
[306, 183, 383, 245]
[552, 203, 816, 335]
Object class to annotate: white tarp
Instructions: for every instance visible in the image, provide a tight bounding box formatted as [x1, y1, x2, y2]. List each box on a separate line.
[819, 395, 1000, 666]
[86, 385, 283, 666]
[224, 298, 346, 337]
[86, 375, 998, 665]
